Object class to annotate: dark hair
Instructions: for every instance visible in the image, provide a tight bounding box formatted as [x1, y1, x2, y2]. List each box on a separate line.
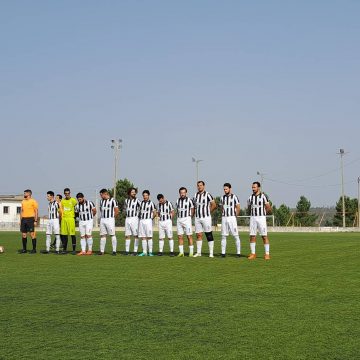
[24, 189, 32, 194]
[157, 194, 164, 201]
[197, 181, 205, 186]
[76, 192, 84, 199]
[127, 187, 138, 196]
[56, 194, 62, 200]
[223, 183, 232, 188]
[47, 191, 55, 197]
[142, 190, 150, 196]
[100, 188, 108, 194]
[253, 182, 261, 187]
[64, 188, 70, 193]
[179, 187, 187, 193]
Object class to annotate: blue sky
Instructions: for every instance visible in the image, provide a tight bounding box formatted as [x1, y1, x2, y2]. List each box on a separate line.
[1, 1, 359, 214]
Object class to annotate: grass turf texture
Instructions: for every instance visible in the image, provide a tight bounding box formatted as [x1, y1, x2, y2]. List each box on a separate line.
[0, 232, 358, 360]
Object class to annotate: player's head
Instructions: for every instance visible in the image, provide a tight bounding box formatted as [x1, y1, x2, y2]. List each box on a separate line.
[157, 194, 165, 204]
[252, 182, 261, 194]
[56, 194, 62, 203]
[197, 181, 205, 192]
[76, 192, 85, 203]
[100, 188, 109, 199]
[179, 187, 187, 199]
[142, 190, 150, 201]
[223, 183, 232, 195]
[64, 188, 71, 199]
[128, 187, 138, 198]
[47, 191, 55, 201]
[23, 189, 32, 199]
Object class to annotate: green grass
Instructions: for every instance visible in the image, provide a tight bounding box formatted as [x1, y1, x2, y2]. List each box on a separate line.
[0, 231, 359, 360]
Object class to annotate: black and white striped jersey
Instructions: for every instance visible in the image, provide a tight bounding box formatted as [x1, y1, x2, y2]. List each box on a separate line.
[157, 200, 174, 221]
[139, 200, 156, 220]
[220, 194, 240, 217]
[75, 200, 95, 221]
[248, 193, 269, 217]
[124, 198, 141, 217]
[176, 197, 194, 218]
[100, 198, 118, 219]
[48, 201, 60, 220]
[193, 191, 214, 218]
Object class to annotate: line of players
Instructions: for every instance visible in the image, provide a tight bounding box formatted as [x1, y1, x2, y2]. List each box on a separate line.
[19, 181, 272, 260]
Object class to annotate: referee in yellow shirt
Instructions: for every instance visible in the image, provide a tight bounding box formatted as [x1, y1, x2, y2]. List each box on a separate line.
[60, 188, 78, 254]
[20, 189, 39, 254]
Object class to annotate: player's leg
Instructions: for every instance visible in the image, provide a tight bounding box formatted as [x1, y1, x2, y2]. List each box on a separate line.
[185, 218, 194, 257]
[99, 220, 107, 255]
[70, 218, 76, 254]
[194, 218, 203, 257]
[125, 218, 131, 255]
[221, 217, 228, 257]
[132, 218, 140, 255]
[20, 218, 28, 253]
[29, 218, 37, 253]
[166, 221, 174, 256]
[203, 218, 214, 258]
[248, 217, 257, 260]
[86, 221, 94, 255]
[147, 220, 154, 256]
[260, 218, 270, 260]
[177, 220, 185, 257]
[138, 220, 147, 256]
[230, 217, 241, 257]
[60, 219, 69, 253]
[77, 222, 86, 255]
[158, 222, 165, 256]
[109, 219, 117, 255]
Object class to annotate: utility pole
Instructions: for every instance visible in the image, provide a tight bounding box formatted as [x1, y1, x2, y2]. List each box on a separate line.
[111, 139, 122, 199]
[338, 149, 346, 228]
[357, 176, 360, 228]
[257, 171, 266, 191]
[192, 157, 204, 184]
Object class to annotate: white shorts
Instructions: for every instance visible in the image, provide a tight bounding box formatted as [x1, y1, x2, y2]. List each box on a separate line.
[79, 220, 94, 237]
[177, 217, 193, 236]
[125, 217, 139, 237]
[46, 219, 60, 235]
[221, 216, 239, 236]
[250, 216, 268, 236]
[159, 220, 173, 239]
[195, 217, 212, 234]
[100, 218, 116, 236]
[138, 219, 153, 238]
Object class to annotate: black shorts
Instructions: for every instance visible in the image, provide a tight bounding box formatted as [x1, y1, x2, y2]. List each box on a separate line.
[21, 217, 35, 233]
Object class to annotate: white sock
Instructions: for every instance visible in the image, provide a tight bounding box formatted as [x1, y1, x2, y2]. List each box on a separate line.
[142, 239, 148, 254]
[189, 245, 194, 256]
[80, 238, 86, 252]
[125, 239, 131, 253]
[87, 237, 93, 251]
[250, 242, 256, 254]
[179, 245, 184, 254]
[169, 239, 174, 252]
[208, 241, 214, 256]
[196, 240, 202, 255]
[100, 238, 106, 253]
[134, 238, 139, 252]
[264, 243, 270, 255]
[111, 236, 117, 252]
[235, 236, 241, 255]
[148, 239, 153, 253]
[55, 235, 61, 251]
[159, 239, 165, 253]
[46, 234, 51, 251]
[221, 236, 226, 255]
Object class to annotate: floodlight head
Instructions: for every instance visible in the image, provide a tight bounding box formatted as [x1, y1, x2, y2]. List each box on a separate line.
[192, 157, 196, 162]
[257, 171, 260, 175]
[111, 139, 115, 143]
[340, 149, 345, 154]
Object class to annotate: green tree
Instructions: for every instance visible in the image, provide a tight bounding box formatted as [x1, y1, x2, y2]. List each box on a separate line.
[332, 196, 358, 227]
[274, 204, 291, 226]
[212, 197, 222, 226]
[295, 196, 318, 226]
[109, 178, 136, 226]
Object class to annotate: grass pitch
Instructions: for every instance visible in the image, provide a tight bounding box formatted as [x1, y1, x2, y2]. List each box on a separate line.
[0, 231, 358, 360]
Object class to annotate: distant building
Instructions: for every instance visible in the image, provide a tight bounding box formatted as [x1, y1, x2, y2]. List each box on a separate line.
[0, 195, 23, 228]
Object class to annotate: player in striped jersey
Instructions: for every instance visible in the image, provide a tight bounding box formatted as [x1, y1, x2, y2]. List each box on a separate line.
[176, 187, 195, 257]
[75, 193, 97, 256]
[220, 183, 241, 258]
[43, 191, 61, 254]
[50, 194, 63, 249]
[193, 181, 217, 258]
[99, 189, 119, 256]
[124, 188, 141, 256]
[247, 182, 272, 260]
[138, 190, 156, 257]
[156, 194, 175, 256]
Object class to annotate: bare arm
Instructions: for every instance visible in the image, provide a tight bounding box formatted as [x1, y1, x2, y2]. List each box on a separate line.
[235, 204, 241, 217]
[114, 207, 119, 217]
[265, 203, 272, 214]
[210, 200, 217, 213]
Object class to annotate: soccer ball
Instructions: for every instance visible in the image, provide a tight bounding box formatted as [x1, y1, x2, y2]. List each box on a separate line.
[0, 246, 4, 253]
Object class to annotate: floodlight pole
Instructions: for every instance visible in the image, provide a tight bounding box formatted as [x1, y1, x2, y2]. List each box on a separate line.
[338, 149, 346, 228]
[192, 157, 204, 184]
[257, 171, 266, 191]
[111, 139, 122, 199]
[357, 176, 360, 228]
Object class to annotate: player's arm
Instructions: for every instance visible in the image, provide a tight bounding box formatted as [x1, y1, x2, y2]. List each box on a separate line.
[210, 200, 217, 213]
[265, 202, 272, 214]
[170, 209, 175, 220]
[92, 207, 97, 216]
[34, 201, 39, 224]
[114, 206, 119, 217]
[235, 203, 241, 217]
[152, 206, 157, 220]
